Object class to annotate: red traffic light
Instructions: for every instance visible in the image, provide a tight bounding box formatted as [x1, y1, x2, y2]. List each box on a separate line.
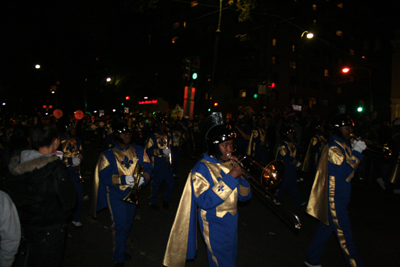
[213, 102, 218, 107]
[125, 96, 130, 100]
[43, 105, 47, 109]
[268, 82, 275, 89]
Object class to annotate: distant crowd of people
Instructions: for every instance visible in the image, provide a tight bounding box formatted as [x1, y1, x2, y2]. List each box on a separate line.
[1, 105, 400, 267]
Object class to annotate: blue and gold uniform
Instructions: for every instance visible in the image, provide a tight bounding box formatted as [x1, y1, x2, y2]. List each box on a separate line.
[247, 124, 269, 165]
[92, 143, 153, 264]
[163, 153, 251, 267]
[60, 133, 84, 224]
[146, 131, 174, 207]
[275, 137, 305, 207]
[164, 115, 252, 267]
[305, 134, 365, 267]
[302, 133, 327, 174]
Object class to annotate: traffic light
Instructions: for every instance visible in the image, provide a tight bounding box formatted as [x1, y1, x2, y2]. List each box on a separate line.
[121, 102, 124, 106]
[357, 106, 363, 112]
[214, 102, 218, 107]
[125, 96, 130, 101]
[253, 93, 258, 98]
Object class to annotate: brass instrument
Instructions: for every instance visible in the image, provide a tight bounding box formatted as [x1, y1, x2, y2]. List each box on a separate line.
[227, 153, 301, 230]
[350, 134, 392, 159]
[122, 164, 144, 204]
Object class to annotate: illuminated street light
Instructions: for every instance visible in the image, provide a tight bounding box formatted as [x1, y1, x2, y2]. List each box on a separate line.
[2, 103, 5, 106]
[301, 31, 314, 39]
[35, 64, 41, 69]
[106, 77, 112, 82]
[342, 67, 350, 73]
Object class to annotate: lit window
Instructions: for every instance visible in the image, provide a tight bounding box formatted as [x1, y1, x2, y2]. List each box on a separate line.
[272, 56, 276, 64]
[313, 20, 317, 26]
[172, 22, 179, 29]
[272, 38, 277, 46]
[183, 22, 187, 28]
[172, 37, 179, 43]
[336, 30, 343, 37]
[349, 49, 354, 56]
[292, 44, 296, 52]
[239, 90, 246, 98]
[191, 1, 198, 7]
[324, 69, 329, 77]
[312, 4, 317, 10]
[337, 3, 343, 8]
[290, 61, 297, 69]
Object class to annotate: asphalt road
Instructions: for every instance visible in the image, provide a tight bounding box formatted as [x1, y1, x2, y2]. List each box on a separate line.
[63, 142, 400, 267]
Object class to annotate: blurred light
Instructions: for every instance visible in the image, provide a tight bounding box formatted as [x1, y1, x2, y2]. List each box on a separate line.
[121, 103, 124, 106]
[306, 32, 314, 39]
[144, 96, 148, 99]
[192, 72, 198, 80]
[51, 91, 55, 94]
[106, 77, 111, 82]
[94, 110, 98, 113]
[342, 67, 350, 73]
[268, 82, 275, 89]
[214, 102, 218, 107]
[208, 108, 211, 112]
[253, 94, 258, 98]
[45, 112, 48, 115]
[49, 105, 53, 109]
[43, 105, 47, 109]
[125, 96, 130, 100]
[35, 64, 41, 69]
[112, 109, 116, 112]
[2, 103, 5, 106]
[357, 106, 363, 112]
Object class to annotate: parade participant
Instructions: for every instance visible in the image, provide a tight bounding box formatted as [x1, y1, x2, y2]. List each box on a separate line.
[304, 113, 366, 267]
[0, 190, 21, 267]
[302, 122, 327, 175]
[275, 124, 305, 207]
[2, 124, 77, 267]
[163, 113, 252, 267]
[91, 122, 153, 267]
[169, 120, 183, 177]
[146, 119, 174, 210]
[234, 114, 251, 154]
[247, 116, 270, 164]
[60, 121, 84, 228]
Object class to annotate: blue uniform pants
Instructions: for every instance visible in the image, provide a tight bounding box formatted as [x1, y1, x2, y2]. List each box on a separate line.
[108, 192, 136, 263]
[276, 167, 304, 207]
[69, 167, 82, 223]
[305, 204, 365, 267]
[149, 157, 174, 206]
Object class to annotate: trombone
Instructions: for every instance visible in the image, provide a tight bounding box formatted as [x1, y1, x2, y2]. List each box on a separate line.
[228, 152, 301, 230]
[122, 164, 144, 204]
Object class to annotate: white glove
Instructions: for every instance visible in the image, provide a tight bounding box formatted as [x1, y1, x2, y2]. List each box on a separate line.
[125, 175, 135, 186]
[138, 176, 146, 187]
[163, 148, 171, 155]
[72, 156, 81, 166]
[54, 150, 64, 160]
[352, 140, 367, 153]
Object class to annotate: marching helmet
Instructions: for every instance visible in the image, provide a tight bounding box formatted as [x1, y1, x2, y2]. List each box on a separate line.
[113, 122, 130, 144]
[329, 113, 354, 139]
[206, 124, 236, 158]
[280, 124, 295, 138]
[330, 113, 354, 129]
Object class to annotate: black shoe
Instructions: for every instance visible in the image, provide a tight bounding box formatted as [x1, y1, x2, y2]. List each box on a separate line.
[124, 252, 132, 261]
[163, 201, 169, 210]
[150, 204, 160, 211]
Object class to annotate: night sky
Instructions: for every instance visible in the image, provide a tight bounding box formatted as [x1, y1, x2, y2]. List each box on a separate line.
[1, 0, 398, 115]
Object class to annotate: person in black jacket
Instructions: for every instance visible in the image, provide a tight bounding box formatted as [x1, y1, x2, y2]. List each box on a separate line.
[2, 124, 77, 267]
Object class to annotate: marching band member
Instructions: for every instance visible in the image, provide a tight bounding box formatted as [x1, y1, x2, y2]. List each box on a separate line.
[163, 113, 252, 267]
[304, 114, 366, 267]
[91, 123, 153, 267]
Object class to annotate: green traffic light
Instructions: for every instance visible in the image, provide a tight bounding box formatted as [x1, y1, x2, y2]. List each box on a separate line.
[357, 106, 363, 112]
[121, 103, 124, 106]
[253, 94, 258, 98]
[192, 72, 198, 80]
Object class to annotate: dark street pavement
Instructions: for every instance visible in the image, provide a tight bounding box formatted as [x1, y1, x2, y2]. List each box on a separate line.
[63, 142, 400, 267]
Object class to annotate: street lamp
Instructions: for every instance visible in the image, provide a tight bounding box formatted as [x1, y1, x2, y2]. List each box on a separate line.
[301, 31, 314, 39]
[341, 66, 373, 112]
[35, 64, 41, 69]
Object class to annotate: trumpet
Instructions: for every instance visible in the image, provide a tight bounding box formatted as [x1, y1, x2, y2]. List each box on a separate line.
[227, 152, 301, 230]
[350, 134, 392, 159]
[122, 164, 144, 204]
